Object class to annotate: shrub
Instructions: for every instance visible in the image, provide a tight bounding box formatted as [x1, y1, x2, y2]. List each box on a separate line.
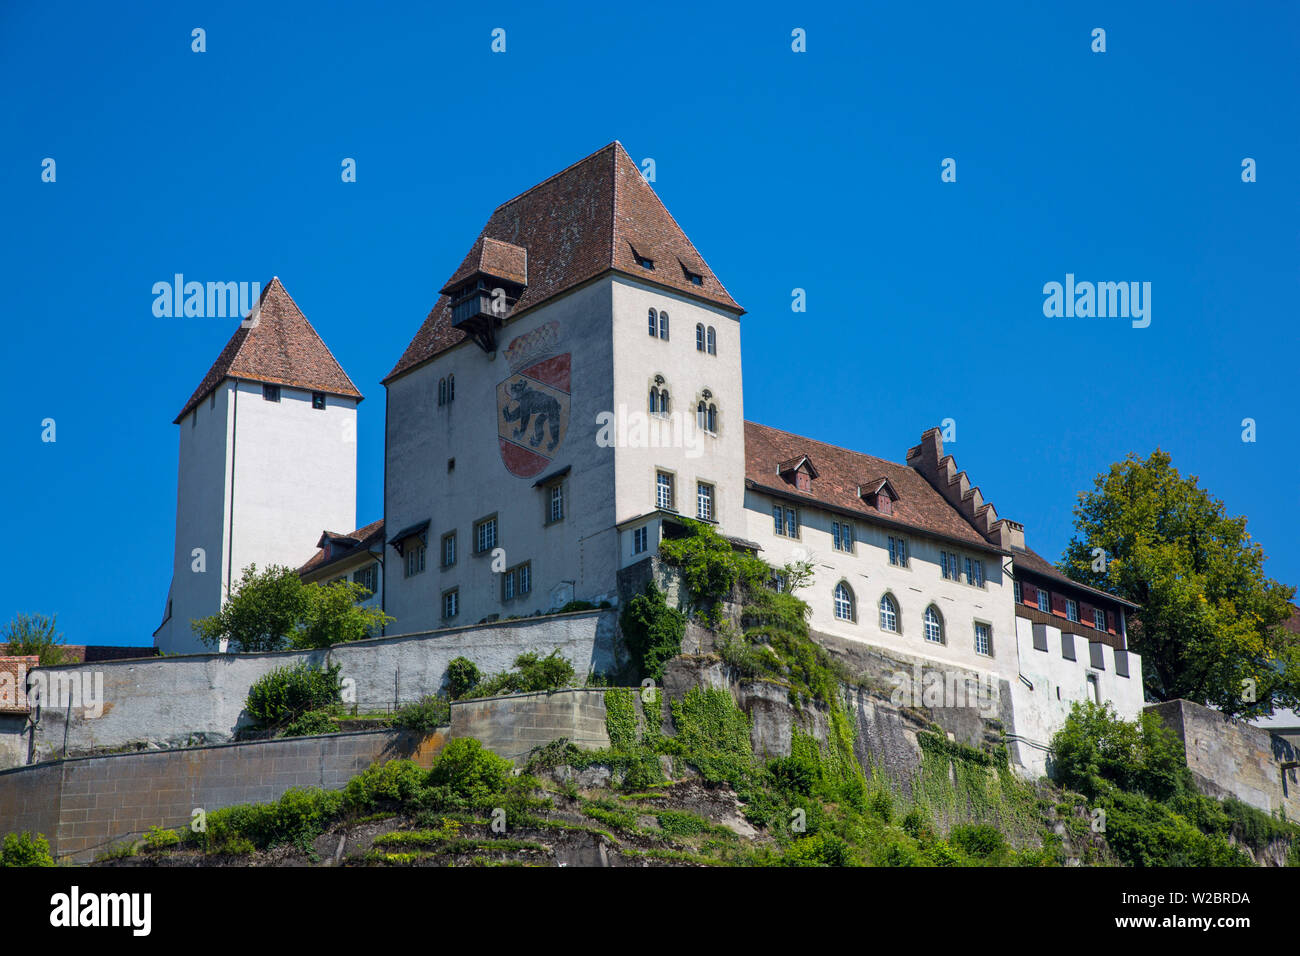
[466, 650, 576, 698]
[1, 832, 54, 867]
[142, 825, 181, 852]
[342, 759, 429, 813]
[948, 823, 1007, 860]
[280, 709, 338, 738]
[392, 695, 450, 733]
[245, 661, 342, 730]
[781, 832, 851, 867]
[620, 584, 686, 681]
[426, 738, 513, 799]
[446, 658, 480, 700]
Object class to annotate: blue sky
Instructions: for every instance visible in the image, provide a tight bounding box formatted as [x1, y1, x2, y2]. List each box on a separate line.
[2, 2, 1296, 646]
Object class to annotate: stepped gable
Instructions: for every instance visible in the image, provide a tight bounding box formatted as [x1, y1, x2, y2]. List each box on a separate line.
[384, 141, 742, 384]
[745, 421, 1000, 551]
[905, 427, 1023, 550]
[174, 277, 363, 423]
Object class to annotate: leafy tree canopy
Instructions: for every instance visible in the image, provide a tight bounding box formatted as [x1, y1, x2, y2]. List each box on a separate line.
[2, 613, 66, 666]
[1060, 450, 1296, 716]
[193, 564, 392, 653]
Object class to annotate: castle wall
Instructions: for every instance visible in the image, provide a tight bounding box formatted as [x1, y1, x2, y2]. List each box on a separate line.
[11, 609, 616, 765]
[1147, 698, 1300, 819]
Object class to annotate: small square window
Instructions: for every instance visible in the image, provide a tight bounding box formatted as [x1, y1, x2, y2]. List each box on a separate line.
[312, 392, 326, 410]
[443, 589, 459, 619]
[1066, 599, 1079, 623]
[1037, 588, 1051, 613]
[1094, 608, 1106, 631]
[448, 458, 455, 472]
[442, 532, 457, 568]
[405, 543, 426, 578]
[975, 623, 992, 657]
[263, 384, 281, 402]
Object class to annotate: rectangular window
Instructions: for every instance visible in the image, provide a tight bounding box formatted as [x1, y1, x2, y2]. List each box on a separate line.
[696, 482, 714, 521]
[518, 562, 531, 595]
[404, 543, 426, 578]
[656, 472, 674, 510]
[833, 522, 855, 553]
[443, 589, 459, 619]
[548, 482, 565, 524]
[964, 557, 973, 584]
[773, 505, 784, 535]
[263, 384, 280, 402]
[888, 536, 907, 567]
[1037, 588, 1050, 613]
[1014, 580, 1022, 603]
[352, 564, 377, 596]
[633, 526, 648, 554]
[974, 623, 992, 657]
[442, 532, 456, 568]
[1093, 608, 1106, 630]
[971, 559, 984, 588]
[474, 516, 497, 554]
[785, 508, 798, 537]
[1066, 598, 1079, 623]
[503, 568, 516, 600]
[312, 392, 326, 410]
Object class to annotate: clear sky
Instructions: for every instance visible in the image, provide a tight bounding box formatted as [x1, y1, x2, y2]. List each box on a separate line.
[2, 1, 1296, 646]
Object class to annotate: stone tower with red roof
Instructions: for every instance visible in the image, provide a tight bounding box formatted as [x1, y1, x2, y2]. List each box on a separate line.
[154, 278, 362, 654]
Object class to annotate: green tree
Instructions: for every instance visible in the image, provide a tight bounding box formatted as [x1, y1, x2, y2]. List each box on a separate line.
[2, 613, 65, 666]
[193, 564, 392, 653]
[1060, 450, 1296, 716]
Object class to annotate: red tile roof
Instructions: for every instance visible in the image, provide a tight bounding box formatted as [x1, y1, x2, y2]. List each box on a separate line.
[174, 277, 363, 423]
[384, 142, 742, 384]
[298, 519, 385, 575]
[744, 421, 1001, 552]
[1010, 547, 1140, 609]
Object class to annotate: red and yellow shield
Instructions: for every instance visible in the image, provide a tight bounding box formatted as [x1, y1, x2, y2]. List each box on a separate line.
[497, 353, 571, 478]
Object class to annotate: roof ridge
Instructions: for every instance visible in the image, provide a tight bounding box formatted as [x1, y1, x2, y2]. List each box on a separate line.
[744, 420, 901, 470]
[491, 142, 621, 214]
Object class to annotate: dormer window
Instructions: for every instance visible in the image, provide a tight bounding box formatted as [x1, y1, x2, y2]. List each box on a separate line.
[636, 254, 655, 270]
[858, 477, 899, 514]
[778, 455, 818, 492]
[686, 271, 703, 286]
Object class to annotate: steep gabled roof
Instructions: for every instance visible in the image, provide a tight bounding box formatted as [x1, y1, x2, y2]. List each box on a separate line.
[384, 142, 742, 384]
[174, 277, 363, 423]
[745, 422, 1001, 552]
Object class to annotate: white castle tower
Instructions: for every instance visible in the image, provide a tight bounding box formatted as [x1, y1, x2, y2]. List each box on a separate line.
[154, 278, 361, 654]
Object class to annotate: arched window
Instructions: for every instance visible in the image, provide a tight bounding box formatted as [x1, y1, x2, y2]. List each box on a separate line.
[834, 582, 855, 622]
[707, 327, 716, 355]
[923, 605, 944, 644]
[697, 401, 707, 429]
[438, 378, 447, 406]
[649, 388, 659, 414]
[696, 323, 705, 351]
[707, 403, 717, 432]
[659, 310, 669, 339]
[659, 389, 670, 413]
[879, 594, 899, 632]
[447, 374, 454, 402]
[648, 308, 658, 337]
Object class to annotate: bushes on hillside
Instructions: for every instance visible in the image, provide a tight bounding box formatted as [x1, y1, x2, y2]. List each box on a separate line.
[1, 832, 54, 867]
[244, 661, 342, 733]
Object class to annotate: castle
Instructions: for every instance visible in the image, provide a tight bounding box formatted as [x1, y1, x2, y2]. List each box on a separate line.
[152, 142, 1144, 776]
